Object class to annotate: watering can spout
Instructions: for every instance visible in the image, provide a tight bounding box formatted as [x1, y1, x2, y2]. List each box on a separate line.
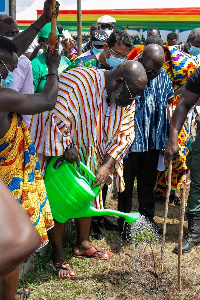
[73, 206, 140, 223]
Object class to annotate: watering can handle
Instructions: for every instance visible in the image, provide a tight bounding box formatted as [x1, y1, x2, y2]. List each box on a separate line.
[79, 162, 96, 181]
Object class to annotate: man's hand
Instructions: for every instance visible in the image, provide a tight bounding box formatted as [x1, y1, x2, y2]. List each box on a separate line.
[42, 0, 60, 22]
[62, 39, 75, 52]
[46, 42, 61, 72]
[93, 165, 111, 187]
[164, 140, 179, 165]
[63, 147, 80, 167]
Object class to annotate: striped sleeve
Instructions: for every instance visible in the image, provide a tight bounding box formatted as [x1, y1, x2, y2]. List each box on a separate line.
[105, 102, 135, 160]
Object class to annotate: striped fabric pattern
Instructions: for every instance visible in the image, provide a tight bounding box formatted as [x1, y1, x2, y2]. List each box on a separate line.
[30, 68, 135, 203]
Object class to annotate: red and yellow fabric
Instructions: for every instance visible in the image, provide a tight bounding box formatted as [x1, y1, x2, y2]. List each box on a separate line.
[156, 46, 199, 195]
[0, 112, 53, 247]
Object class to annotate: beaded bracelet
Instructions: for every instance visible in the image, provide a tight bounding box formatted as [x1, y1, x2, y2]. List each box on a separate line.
[30, 23, 40, 32]
[46, 73, 59, 81]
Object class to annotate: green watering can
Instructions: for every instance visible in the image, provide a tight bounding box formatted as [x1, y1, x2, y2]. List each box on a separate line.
[44, 157, 140, 223]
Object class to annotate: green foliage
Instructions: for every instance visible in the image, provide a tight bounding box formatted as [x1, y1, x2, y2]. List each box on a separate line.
[135, 228, 157, 250]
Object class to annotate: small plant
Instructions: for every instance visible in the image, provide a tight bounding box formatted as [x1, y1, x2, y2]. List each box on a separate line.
[134, 228, 159, 288]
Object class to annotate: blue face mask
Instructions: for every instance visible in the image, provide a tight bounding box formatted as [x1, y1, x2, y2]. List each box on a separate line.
[1, 71, 14, 88]
[105, 54, 126, 68]
[92, 47, 103, 55]
[188, 45, 200, 56]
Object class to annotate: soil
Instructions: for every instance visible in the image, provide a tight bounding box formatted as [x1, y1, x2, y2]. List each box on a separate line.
[22, 182, 200, 300]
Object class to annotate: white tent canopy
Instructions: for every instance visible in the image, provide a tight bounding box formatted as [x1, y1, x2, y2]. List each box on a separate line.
[16, 0, 200, 20]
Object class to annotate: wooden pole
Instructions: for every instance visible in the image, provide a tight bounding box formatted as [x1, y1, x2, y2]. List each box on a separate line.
[178, 182, 186, 289]
[77, 0, 82, 56]
[161, 159, 172, 270]
[49, 0, 58, 54]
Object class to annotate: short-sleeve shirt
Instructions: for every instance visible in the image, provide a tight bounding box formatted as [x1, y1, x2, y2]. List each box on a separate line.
[31, 54, 71, 93]
[185, 67, 200, 95]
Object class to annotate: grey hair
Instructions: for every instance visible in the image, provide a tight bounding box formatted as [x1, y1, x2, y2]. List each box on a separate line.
[187, 28, 200, 42]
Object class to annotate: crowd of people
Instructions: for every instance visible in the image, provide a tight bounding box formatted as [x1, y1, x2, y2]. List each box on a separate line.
[1, 1, 200, 298]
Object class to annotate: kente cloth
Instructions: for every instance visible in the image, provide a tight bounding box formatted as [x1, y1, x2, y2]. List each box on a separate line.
[0, 113, 53, 247]
[29, 67, 135, 209]
[156, 46, 199, 195]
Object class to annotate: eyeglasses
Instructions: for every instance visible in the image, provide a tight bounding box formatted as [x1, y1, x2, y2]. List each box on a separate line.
[109, 48, 128, 60]
[100, 24, 113, 30]
[141, 59, 162, 75]
[123, 80, 135, 102]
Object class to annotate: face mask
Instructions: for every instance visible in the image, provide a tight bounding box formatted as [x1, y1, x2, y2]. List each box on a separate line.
[106, 54, 126, 68]
[1, 71, 14, 88]
[92, 47, 103, 55]
[104, 29, 113, 36]
[188, 45, 200, 56]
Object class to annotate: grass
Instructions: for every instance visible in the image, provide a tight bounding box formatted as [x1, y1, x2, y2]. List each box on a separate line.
[18, 187, 200, 299]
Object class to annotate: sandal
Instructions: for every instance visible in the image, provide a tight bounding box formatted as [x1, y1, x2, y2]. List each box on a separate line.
[53, 260, 76, 279]
[74, 246, 112, 260]
[15, 289, 30, 300]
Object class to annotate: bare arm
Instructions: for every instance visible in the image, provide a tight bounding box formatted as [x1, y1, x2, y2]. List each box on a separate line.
[165, 89, 199, 160]
[0, 47, 60, 115]
[12, 0, 59, 56]
[0, 179, 40, 278]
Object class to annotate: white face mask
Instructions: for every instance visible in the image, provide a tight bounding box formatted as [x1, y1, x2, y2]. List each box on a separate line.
[104, 29, 113, 36]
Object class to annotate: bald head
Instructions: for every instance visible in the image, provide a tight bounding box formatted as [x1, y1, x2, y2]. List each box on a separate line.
[105, 61, 147, 107]
[0, 15, 19, 37]
[138, 44, 164, 80]
[116, 61, 148, 96]
[147, 27, 161, 38]
[142, 44, 164, 66]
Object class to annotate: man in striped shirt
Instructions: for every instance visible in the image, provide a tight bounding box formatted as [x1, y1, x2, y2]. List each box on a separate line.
[30, 60, 147, 278]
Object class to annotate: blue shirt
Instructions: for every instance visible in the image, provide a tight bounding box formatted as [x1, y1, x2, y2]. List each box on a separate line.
[128, 68, 174, 153]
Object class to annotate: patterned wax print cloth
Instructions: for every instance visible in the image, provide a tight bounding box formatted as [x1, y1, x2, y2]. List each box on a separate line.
[65, 54, 112, 71]
[156, 46, 199, 195]
[0, 112, 53, 247]
[29, 67, 136, 209]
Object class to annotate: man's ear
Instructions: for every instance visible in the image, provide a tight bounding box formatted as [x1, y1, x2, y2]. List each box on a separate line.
[103, 43, 108, 52]
[116, 77, 124, 83]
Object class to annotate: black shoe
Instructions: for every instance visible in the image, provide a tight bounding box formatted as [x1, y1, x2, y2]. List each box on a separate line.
[97, 217, 119, 231]
[173, 213, 200, 254]
[90, 222, 103, 240]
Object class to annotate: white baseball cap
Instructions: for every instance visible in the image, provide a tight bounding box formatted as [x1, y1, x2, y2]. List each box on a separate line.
[97, 15, 116, 24]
